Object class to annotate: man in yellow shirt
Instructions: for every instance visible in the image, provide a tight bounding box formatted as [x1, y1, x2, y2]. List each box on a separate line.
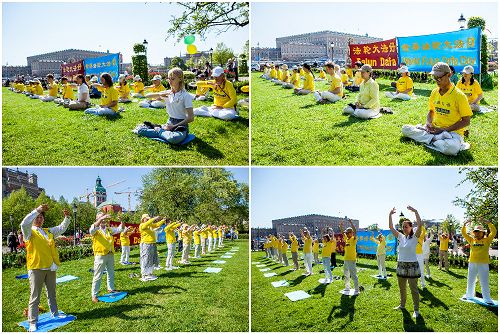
[343, 64, 380, 119]
[193, 66, 238, 120]
[438, 232, 450, 271]
[386, 65, 413, 101]
[280, 235, 289, 266]
[402, 62, 472, 156]
[301, 229, 313, 275]
[288, 232, 299, 270]
[181, 224, 196, 264]
[90, 213, 125, 302]
[462, 220, 496, 304]
[165, 220, 181, 270]
[20, 204, 71, 332]
[314, 62, 343, 103]
[340, 219, 359, 294]
[139, 214, 165, 281]
[40, 74, 59, 102]
[131, 75, 145, 98]
[321, 235, 334, 283]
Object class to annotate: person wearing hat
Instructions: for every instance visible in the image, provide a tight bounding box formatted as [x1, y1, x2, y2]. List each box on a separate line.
[139, 214, 166, 281]
[341, 68, 351, 88]
[294, 63, 315, 95]
[54, 77, 74, 106]
[89, 213, 126, 303]
[193, 66, 238, 120]
[401, 62, 472, 155]
[85, 73, 120, 116]
[164, 220, 181, 270]
[343, 64, 380, 119]
[131, 75, 145, 98]
[282, 66, 300, 89]
[389, 206, 423, 318]
[313, 62, 343, 103]
[461, 219, 496, 304]
[438, 231, 450, 271]
[115, 74, 131, 103]
[139, 75, 167, 108]
[88, 76, 102, 98]
[339, 219, 359, 294]
[456, 65, 483, 112]
[67, 74, 91, 110]
[20, 204, 71, 332]
[39, 74, 59, 102]
[385, 65, 413, 101]
[370, 231, 387, 278]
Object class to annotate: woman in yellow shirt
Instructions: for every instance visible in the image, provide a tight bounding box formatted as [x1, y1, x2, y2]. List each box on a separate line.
[461, 220, 496, 304]
[165, 221, 181, 270]
[180, 224, 196, 264]
[139, 75, 167, 108]
[40, 74, 59, 102]
[457, 66, 483, 112]
[131, 75, 145, 98]
[29, 80, 44, 99]
[386, 65, 413, 101]
[280, 235, 289, 266]
[300, 228, 313, 276]
[343, 64, 380, 119]
[119, 226, 134, 265]
[116, 74, 131, 103]
[321, 235, 334, 284]
[85, 73, 120, 116]
[139, 214, 165, 281]
[316, 67, 326, 81]
[54, 77, 75, 105]
[340, 219, 359, 294]
[294, 63, 315, 95]
[370, 232, 387, 278]
[312, 239, 320, 264]
[282, 66, 300, 89]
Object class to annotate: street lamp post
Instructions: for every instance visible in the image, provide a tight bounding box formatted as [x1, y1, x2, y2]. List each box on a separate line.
[72, 203, 77, 246]
[330, 42, 335, 62]
[208, 48, 213, 68]
[143, 39, 149, 71]
[458, 14, 466, 30]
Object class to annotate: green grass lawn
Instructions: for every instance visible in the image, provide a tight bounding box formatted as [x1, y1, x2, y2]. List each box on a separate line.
[251, 251, 498, 332]
[251, 73, 498, 166]
[2, 88, 249, 166]
[2, 239, 248, 332]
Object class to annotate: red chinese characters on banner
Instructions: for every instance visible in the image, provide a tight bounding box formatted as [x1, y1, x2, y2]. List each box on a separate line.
[109, 221, 141, 248]
[349, 38, 398, 70]
[60, 60, 84, 80]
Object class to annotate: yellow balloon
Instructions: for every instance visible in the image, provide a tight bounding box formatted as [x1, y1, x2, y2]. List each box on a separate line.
[187, 44, 197, 54]
[241, 85, 249, 93]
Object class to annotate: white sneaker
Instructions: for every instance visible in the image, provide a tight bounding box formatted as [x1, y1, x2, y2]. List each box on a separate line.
[353, 290, 359, 295]
[172, 266, 180, 269]
[52, 312, 65, 319]
[153, 266, 162, 270]
[29, 324, 37, 332]
[393, 305, 405, 310]
[343, 287, 351, 292]
[413, 311, 421, 318]
[165, 267, 173, 271]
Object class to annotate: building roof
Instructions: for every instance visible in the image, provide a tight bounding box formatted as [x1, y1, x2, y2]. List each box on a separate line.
[96, 200, 120, 209]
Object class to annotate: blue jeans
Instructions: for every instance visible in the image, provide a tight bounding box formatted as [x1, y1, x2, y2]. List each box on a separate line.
[85, 107, 117, 116]
[322, 257, 333, 280]
[137, 117, 188, 144]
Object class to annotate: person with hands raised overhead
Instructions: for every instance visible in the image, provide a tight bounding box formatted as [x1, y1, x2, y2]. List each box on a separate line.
[422, 229, 434, 279]
[461, 218, 497, 305]
[340, 219, 359, 294]
[389, 206, 423, 318]
[164, 220, 182, 270]
[180, 224, 197, 264]
[300, 228, 313, 276]
[21, 204, 71, 332]
[370, 231, 387, 278]
[139, 214, 166, 281]
[289, 232, 300, 271]
[119, 225, 134, 265]
[90, 213, 125, 303]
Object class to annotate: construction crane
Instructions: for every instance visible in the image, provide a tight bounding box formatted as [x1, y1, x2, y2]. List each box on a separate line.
[78, 179, 127, 205]
[114, 189, 141, 212]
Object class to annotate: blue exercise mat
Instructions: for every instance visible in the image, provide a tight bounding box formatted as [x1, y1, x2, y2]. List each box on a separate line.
[16, 274, 29, 279]
[285, 290, 311, 301]
[460, 295, 498, 307]
[97, 291, 128, 303]
[150, 133, 196, 145]
[56, 275, 79, 284]
[18, 311, 76, 332]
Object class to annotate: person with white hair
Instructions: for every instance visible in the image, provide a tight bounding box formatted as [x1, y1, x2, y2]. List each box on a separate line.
[385, 65, 413, 100]
[456, 65, 483, 112]
[131, 75, 145, 98]
[401, 62, 472, 156]
[193, 66, 238, 120]
[139, 75, 167, 108]
[89, 213, 125, 303]
[313, 62, 343, 103]
[343, 64, 380, 119]
[116, 74, 131, 103]
[139, 214, 166, 281]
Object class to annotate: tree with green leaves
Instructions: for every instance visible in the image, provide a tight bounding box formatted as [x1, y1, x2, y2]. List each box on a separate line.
[170, 57, 187, 70]
[213, 42, 235, 67]
[166, 2, 249, 42]
[2, 187, 35, 235]
[454, 168, 497, 228]
[468, 16, 492, 88]
[185, 56, 195, 70]
[440, 214, 460, 235]
[132, 43, 149, 85]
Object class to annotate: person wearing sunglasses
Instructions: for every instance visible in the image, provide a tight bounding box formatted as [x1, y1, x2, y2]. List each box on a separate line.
[401, 62, 472, 156]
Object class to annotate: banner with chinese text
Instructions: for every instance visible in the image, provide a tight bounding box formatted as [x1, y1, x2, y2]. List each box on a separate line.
[397, 27, 481, 73]
[355, 230, 397, 256]
[349, 38, 398, 69]
[83, 53, 120, 82]
[61, 60, 84, 80]
[109, 221, 141, 248]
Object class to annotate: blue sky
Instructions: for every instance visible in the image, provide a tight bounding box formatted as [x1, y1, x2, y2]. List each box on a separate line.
[9, 167, 249, 211]
[252, 2, 498, 47]
[251, 167, 475, 228]
[2, 2, 249, 66]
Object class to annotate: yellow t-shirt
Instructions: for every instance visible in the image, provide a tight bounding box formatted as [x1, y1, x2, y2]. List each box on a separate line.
[165, 222, 181, 244]
[341, 73, 351, 86]
[193, 230, 201, 245]
[330, 237, 337, 253]
[139, 218, 164, 244]
[48, 82, 59, 97]
[100, 86, 119, 112]
[312, 241, 319, 254]
[277, 69, 283, 81]
[182, 229, 192, 244]
[370, 236, 386, 255]
[299, 69, 305, 77]
[281, 70, 290, 83]
[213, 80, 237, 109]
[281, 240, 288, 252]
[18, 83, 26, 92]
[343, 235, 357, 261]
[429, 84, 473, 136]
[290, 235, 299, 252]
[33, 84, 43, 95]
[319, 70, 326, 79]
[116, 84, 131, 99]
[439, 236, 449, 251]
[346, 68, 354, 78]
[329, 75, 343, 97]
[291, 73, 301, 88]
[195, 81, 211, 96]
[356, 78, 380, 110]
[303, 236, 312, 253]
[416, 226, 426, 254]
[321, 241, 333, 257]
[302, 72, 315, 91]
[456, 80, 483, 104]
[396, 76, 414, 95]
[120, 231, 131, 246]
[132, 81, 145, 94]
[62, 83, 74, 99]
[270, 68, 277, 79]
[150, 84, 166, 93]
[354, 71, 363, 86]
[462, 223, 496, 264]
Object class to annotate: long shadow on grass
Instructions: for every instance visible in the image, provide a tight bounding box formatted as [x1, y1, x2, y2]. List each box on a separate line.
[373, 278, 392, 290]
[327, 294, 357, 327]
[419, 288, 449, 310]
[190, 138, 224, 159]
[72, 303, 163, 320]
[127, 284, 187, 296]
[426, 277, 452, 289]
[308, 283, 327, 298]
[471, 292, 500, 316]
[289, 274, 308, 287]
[332, 116, 371, 128]
[446, 270, 466, 279]
[401, 308, 434, 332]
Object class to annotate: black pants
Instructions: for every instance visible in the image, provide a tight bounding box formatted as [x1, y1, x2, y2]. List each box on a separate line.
[331, 252, 337, 267]
[10, 246, 17, 253]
